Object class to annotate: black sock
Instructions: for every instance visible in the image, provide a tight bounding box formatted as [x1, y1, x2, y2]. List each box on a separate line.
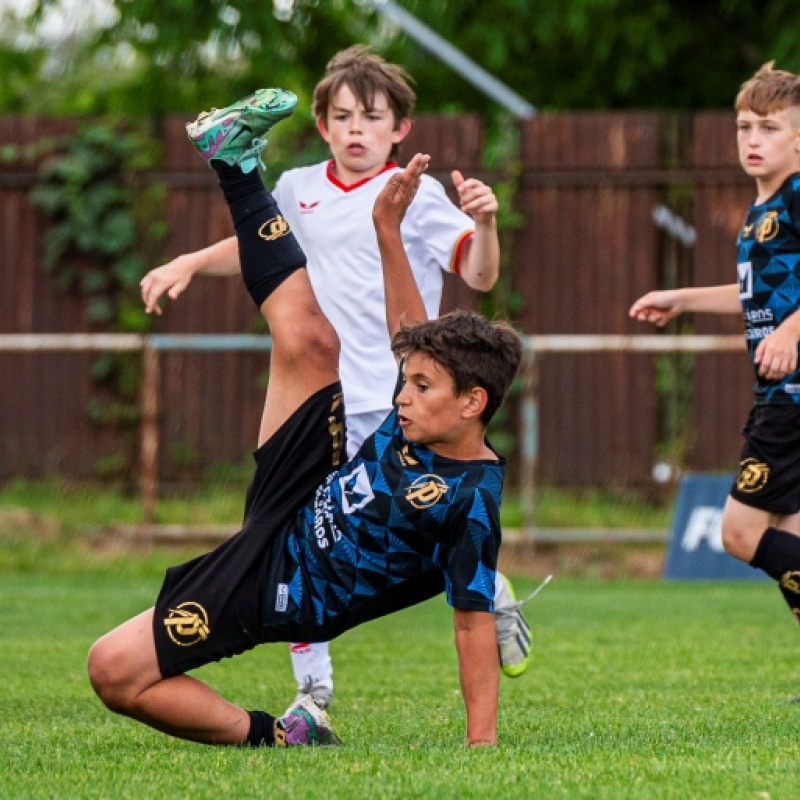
[750, 526, 800, 622]
[246, 709, 279, 747]
[213, 162, 306, 307]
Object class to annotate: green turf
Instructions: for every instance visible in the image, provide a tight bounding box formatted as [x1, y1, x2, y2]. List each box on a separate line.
[1, 571, 798, 799]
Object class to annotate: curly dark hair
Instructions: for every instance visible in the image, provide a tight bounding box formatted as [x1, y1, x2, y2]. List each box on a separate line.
[391, 310, 522, 425]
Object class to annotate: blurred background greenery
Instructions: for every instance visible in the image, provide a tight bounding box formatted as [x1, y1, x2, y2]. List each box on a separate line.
[1, 0, 799, 120]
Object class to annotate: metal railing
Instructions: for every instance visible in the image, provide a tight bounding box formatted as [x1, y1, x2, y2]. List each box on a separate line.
[0, 332, 746, 534]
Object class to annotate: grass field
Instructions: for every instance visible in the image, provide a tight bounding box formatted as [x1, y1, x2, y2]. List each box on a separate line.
[2, 562, 800, 799]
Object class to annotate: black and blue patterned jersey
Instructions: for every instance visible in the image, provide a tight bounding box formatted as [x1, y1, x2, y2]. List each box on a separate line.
[737, 172, 800, 404]
[261, 406, 505, 642]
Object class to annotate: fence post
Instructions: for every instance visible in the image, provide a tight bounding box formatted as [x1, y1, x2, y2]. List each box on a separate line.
[519, 340, 539, 540]
[140, 341, 160, 525]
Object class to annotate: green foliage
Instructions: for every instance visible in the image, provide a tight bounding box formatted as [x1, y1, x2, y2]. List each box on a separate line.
[3, 0, 798, 119]
[392, 0, 800, 112]
[24, 122, 166, 482]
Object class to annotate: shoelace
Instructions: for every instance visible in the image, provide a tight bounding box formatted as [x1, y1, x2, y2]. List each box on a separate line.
[495, 574, 553, 630]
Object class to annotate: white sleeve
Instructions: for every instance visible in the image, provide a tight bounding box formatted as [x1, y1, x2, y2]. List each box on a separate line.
[408, 175, 475, 275]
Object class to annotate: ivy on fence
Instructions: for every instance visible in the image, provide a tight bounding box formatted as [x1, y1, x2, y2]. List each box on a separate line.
[6, 120, 167, 481]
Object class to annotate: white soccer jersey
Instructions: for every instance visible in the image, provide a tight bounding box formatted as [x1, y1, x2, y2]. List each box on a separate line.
[273, 160, 475, 415]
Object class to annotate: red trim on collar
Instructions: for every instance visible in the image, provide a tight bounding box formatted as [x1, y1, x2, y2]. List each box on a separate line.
[325, 160, 398, 192]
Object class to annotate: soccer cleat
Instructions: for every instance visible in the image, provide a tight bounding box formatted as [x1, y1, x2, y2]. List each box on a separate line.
[186, 87, 297, 173]
[289, 683, 332, 712]
[495, 572, 533, 678]
[275, 694, 342, 747]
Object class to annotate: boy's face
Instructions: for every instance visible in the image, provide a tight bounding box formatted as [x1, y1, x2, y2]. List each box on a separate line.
[317, 84, 411, 186]
[396, 352, 479, 453]
[736, 107, 800, 193]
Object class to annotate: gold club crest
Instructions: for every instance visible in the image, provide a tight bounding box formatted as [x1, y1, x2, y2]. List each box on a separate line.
[755, 211, 779, 243]
[258, 215, 291, 241]
[163, 602, 210, 646]
[406, 474, 448, 509]
[735, 458, 769, 494]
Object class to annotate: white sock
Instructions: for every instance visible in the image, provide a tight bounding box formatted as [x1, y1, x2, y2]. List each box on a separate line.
[289, 641, 333, 692]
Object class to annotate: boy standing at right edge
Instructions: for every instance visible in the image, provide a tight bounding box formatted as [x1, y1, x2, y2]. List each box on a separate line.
[631, 64, 800, 652]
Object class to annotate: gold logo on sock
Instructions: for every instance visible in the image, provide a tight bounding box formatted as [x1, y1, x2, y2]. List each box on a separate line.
[258, 215, 291, 241]
[163, 602, 210, 646]
[735, 458, 769, 493]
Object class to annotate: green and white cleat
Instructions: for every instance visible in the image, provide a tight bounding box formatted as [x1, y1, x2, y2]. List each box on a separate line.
[186, 88, 297, 173]
[495, 573, 552, 677]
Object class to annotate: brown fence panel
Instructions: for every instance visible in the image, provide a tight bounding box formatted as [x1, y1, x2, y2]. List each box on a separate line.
[0, 113, 489, 485]
[515, 113, 661, 486]
[689, 111, 752, 472]
[0, 117, 119, 479]
[0, 110, 757, 490]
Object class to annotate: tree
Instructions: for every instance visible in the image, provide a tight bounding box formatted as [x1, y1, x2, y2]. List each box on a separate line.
[4, 0, 800, 118]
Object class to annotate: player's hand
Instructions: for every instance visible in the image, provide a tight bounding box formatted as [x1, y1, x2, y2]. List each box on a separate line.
[373, 153, 430, 230]
[629, 290, 683, 327]
[755, 325, 799, 380]
[140, 256, 196, 315]
[451, 170, 498, 223]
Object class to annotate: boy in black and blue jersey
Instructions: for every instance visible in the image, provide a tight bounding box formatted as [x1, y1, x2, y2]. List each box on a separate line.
[87, 90, 521, 749]
[631, 63, 800, 644]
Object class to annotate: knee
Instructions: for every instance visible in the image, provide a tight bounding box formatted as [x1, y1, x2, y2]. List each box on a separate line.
[277, 308, 339, 369]
[87, 637, 135, 714]
[721, 518, 758, 563]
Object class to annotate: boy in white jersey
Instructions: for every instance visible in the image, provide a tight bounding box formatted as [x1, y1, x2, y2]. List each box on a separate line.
[90, 91, 522, 748]
[140, 46, 531, 709]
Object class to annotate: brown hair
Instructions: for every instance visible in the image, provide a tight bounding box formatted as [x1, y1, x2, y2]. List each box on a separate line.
[313, 45, 416, 157]
[391, 310, 522, 425]
[735, 61, 800, 115]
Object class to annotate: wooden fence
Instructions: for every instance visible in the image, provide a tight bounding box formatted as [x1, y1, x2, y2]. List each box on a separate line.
[0, 111, 753, 489]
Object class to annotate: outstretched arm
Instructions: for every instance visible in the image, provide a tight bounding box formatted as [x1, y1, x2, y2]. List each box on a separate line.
[373, 153, 431, 339]
[140, 237, 240, 315]
[453, 608, 499, 747]
[452, 170, 500, 293]
[629, 284, 741, 327]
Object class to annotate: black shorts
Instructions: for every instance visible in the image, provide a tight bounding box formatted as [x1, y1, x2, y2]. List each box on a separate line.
[153, 382, 345, 678]
[729, 403, 800, 516]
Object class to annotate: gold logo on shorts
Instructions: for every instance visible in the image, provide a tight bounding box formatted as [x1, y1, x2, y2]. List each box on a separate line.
[329, 391, 344, 467]
[780, 571, 800, 595]
[258, 215, 290, 241]
[406, 474, 448, 509]
[755, 211, 779, 243]
[163, 602, 210, 646]
[735, 458, 769, 493]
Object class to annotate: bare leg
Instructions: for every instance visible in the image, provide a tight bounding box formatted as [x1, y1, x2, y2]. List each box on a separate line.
[88, 609, 251, 744]
[721, 496, 774, 562]
[255, 269, 339, 445]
